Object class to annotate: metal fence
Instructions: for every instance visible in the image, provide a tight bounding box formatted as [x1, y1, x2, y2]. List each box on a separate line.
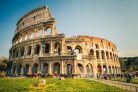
[100, 80, 138, 92]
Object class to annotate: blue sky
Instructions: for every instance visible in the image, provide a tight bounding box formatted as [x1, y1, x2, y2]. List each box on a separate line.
[0, 0, 138, 57]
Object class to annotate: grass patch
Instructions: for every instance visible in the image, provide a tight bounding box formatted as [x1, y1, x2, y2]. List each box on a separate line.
[0, 78, 131, 92]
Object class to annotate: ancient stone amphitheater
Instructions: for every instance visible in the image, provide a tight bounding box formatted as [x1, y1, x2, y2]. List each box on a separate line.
[8, 6, 121, 78]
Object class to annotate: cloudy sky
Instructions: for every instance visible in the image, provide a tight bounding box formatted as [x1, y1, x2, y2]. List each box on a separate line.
[0, 0, 138, 57]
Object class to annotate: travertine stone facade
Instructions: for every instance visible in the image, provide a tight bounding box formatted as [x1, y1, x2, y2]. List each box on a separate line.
[8, 6, 121, 78]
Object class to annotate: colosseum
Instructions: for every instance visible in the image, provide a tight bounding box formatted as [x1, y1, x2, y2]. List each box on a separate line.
[8, 6, 121, 78]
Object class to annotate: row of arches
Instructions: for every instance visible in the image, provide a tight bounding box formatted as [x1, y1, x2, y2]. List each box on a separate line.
[11, 42, 61, 58]
[78, 63, 120, 75]
[14, 28, 53, 46]
[66, 45, 118, 61]
[11, 62, 120, 76]
[89, 49, 118, 61]
[12, 62, 72, 76]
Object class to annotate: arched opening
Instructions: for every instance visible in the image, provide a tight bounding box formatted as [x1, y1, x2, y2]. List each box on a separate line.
[15, 49, 19, 57]
[13, 65, 16, 75]
[95, 44, 99, 49]
[103, 65, 107, 73]
[55, 42, 61, 55]
[24, 35, 27, 40]
[78, 63, 84, 75]
[106, 51, 109, 59]
[101, 50, 105, 60]
[35, 44, 40, 54]
[18, 64, 22, 75]
[53, 62, 60, 74]
[27, 46, 32, 55]
[44, 43, 50, 53]
[46, 28, 51, 35]
[43, 63, 48, 74]
[38, 30, 42, 38]
[24, 64, 29, 75]
[89, 49, 94, 55]
[66, 64, 72, 76]
[110, 52, 112, 60]
[32, 63, 39, 74]
[97, 64, 102, 74]
[67, 46, 73, 55]
[114, 54, 117, 61]
[96, 50, 100, 59]
[31, 32, 34, 39]
[75, 45, 82, 55]
[20, 47, 25, 56]
[12, 49, 15, 58]
[86, 64, 93, 76]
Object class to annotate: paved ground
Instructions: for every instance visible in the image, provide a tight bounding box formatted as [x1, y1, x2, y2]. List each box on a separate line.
[84, 78, 138, 92]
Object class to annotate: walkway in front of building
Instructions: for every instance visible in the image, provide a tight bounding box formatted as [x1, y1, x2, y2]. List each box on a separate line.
[84, 78, 138, 92]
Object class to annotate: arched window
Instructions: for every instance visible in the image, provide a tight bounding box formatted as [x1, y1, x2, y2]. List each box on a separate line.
[67, 46, 73, 55]
[103, 65, 107, 73]
[78, 63, 84, 74]
[55, 42, 61, 55]
[15, 49, 19, 57]
[12, 49, 15, 58]
[18, 64, 22, 75]
[75, 45, 82, 55]
[32, 63, 39, 73]
[43, 63, 48, 74]
[96, 50, 100, 59]
[95, 44, 99, 49]
[38, 30, 42, 37]
[31, 32, 34, 39]
[24, 64, 29, 75]
[110, 52, 112, 60]
[53, 62, 60, 74]
[66, 64, 72, 76]
[46, 28, 51, 35]
[97, 64, 102, 73]
[21, 47, 25, 56]
[106, 51, 109, 59]
[44, 43, 50, 53]
[35, 44, 40, 54]
[86, 64, 93, 75]
[89, 49, 94, 55]
[101, 50, 105, 59]
[27, 46, 31, 55]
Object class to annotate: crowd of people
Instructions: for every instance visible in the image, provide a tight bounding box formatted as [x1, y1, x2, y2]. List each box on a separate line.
[96, 72, 138, 83]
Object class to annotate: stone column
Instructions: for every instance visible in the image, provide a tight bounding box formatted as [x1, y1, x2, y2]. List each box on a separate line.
[31, 44, 34, 56]
[48, 61, 52, 74]
[14, 65, 18, 76]
[50, 41, 53, 55]
[21, 64, 24, 76]
[61, 60, 64, 74]
[18, 47, 21, 58]
[27, 66, 32, 75]
[104, 52, 107, 61]
[73, 60, 76, 74]
[24, 46, 27, 57]
[41, 62, 44, 73]
[61, 39, 65, 55]
[39, 44, 43, 56]
[42, 28, 46, 38]
[99, 50, 102, 59]
[93, 62, 98, 79]
[10, 65, 14, 76]
[34, 29, 38, 38]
